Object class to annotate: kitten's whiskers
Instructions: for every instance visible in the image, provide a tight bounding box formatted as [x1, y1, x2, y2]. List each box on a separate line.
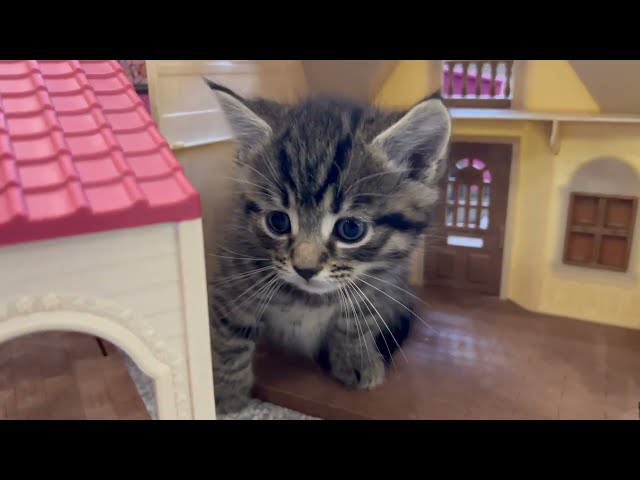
[345, 280, 396, 368]
[347, 278, 409, 364]
[355, 276, 438, 335]
[360, 272, 432, 309]
[342, 283, 373, 371]
[344, 168, 416, 195]
[220, 175, 280, 198]
[344, 281, 394, 368]
[210, 266, 274, 287]
[236, 160, 283, 194]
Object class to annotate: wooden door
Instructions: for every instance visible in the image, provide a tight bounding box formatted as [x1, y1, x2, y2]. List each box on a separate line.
[425, 142, 512, 295]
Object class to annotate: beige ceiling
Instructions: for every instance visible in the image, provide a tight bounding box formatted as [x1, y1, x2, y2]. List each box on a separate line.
[570, 60, 640, 114]
[302, 60, 398, 102]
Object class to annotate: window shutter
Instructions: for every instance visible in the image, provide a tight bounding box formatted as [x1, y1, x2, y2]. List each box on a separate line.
[563, 192, 637, 272]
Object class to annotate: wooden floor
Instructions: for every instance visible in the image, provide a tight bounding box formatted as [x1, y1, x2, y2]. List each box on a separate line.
[2, 288, 639, 420]
[254, 287, 640, 420]
[0, 332, 149, 420]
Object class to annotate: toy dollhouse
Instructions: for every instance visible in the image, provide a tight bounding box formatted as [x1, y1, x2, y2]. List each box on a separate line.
[376, 60, 640, 331]
[143, 59, 640, 333]
[0, 60, 215, 420]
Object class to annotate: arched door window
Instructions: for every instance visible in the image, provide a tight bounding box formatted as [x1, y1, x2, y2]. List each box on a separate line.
[445, 158, 492, 230]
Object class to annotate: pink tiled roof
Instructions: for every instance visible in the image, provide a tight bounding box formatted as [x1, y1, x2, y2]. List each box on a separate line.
[0, 60, 201, 247]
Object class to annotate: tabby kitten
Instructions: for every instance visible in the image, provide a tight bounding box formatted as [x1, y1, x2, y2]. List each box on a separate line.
[205, 80, 451, 414]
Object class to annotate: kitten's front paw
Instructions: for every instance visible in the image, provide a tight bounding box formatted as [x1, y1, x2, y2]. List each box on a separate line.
[329, 351, 386, 390]
[212, 375, 253, 415]
[215, 393, 250, 416]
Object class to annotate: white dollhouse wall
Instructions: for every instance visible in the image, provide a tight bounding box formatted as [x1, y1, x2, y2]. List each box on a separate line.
[145, 60, 309, 281]
[0, 219, 214, 420]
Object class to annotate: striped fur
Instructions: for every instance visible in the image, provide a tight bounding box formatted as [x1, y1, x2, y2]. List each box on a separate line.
[206, 80, 451, 414]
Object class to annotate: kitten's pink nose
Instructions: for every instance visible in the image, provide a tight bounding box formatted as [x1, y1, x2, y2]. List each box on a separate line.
[291, 241, 325, 281]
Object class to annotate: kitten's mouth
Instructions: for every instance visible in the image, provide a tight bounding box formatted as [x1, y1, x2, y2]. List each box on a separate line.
[280, 274, 338, 295]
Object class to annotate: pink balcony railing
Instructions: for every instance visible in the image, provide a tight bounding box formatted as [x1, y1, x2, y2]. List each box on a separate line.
[442, 60, 513, 108]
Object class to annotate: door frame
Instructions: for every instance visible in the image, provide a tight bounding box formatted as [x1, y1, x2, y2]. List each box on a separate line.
[435, 135, 520, 300]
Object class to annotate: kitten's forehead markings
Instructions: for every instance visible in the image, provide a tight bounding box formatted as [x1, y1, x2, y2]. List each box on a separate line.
[284, 184, 296, 207]
[316, 190, 336, 241]
[288, 209, 300, 236]
[320, 213, 337, 241]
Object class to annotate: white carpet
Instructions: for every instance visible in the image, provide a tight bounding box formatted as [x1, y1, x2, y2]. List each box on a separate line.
[121, 351, 318, 420]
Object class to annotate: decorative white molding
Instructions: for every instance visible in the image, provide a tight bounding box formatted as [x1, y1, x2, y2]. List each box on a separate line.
[0, 293, 192, 420]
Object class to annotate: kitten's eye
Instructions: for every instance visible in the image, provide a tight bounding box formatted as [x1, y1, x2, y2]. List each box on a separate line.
[335, 218, 367, 243]
[266, 211, 291, 235]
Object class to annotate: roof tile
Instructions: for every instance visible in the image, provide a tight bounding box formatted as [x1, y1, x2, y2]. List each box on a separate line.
[0, 186, 28, 223]
[37, 61, 77, 77]
[126, 149, 177, 178]
[18, 160, 69, 190]
[0, 60, 201, 247]
[73, 154, 123, 183]
[24, 183, 83, 220]
[0, 61, 36, 77]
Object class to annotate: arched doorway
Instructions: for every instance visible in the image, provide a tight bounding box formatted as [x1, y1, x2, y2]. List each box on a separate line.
[0, 331, 153, 419]
[0, 294, 186, 419]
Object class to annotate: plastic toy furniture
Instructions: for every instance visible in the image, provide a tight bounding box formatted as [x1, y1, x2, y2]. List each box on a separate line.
[0, 60, 215, 420]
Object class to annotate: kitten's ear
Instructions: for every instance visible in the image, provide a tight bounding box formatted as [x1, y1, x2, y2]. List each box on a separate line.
[203, 78, 272, 153]
[422, 90, 443, 101]
[371, 94, 451, 184]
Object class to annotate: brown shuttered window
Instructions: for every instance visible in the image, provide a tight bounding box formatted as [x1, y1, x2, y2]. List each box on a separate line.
[563, 193, 637, 272]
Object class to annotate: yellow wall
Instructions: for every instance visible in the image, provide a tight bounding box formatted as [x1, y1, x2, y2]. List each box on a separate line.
[374, 60, 439, 108]
[450, 121, 640, 330]
[537, 123, 640, 329]
[375, 60, 640, 330]
[447, 121, 640, 330]
[518, 61, 600, 113]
